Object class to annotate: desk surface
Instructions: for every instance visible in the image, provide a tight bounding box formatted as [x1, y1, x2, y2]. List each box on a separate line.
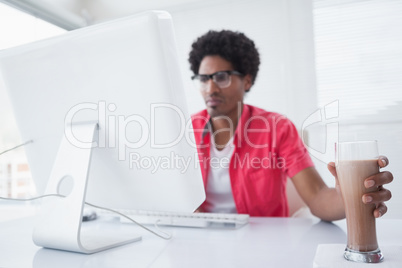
[0, 212, 401, 268]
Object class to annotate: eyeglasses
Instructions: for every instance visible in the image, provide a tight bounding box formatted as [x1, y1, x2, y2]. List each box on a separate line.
[191, 70, 243, 90]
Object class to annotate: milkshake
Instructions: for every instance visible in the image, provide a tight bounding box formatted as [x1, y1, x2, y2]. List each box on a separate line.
[335, 141, 383, 263]
[337, 159, 379, 251]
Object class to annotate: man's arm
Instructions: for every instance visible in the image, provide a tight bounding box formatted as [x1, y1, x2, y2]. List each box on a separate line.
[291, 167, 345, 221]
[291, 157, 393, 221]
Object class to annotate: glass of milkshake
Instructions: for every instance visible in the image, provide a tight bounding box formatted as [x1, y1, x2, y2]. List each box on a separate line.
[335, 141, 383, 263]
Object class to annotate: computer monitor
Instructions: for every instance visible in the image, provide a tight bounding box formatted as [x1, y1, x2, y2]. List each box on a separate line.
[0, 11, 205, 253]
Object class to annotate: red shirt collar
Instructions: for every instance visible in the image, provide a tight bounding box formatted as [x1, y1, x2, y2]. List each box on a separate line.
[200, 104, 251, 147]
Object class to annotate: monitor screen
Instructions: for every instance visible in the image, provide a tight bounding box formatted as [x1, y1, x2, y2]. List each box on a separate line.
[0, 11, 205, 253]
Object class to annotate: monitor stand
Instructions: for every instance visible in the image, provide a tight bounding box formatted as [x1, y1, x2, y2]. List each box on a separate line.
[32, 122, 141, 254]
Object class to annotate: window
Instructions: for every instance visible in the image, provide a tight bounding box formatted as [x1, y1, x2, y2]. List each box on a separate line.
[313, 0, 402, 218]
[314, 0, 402, 123]
[0, 2, 66, 198]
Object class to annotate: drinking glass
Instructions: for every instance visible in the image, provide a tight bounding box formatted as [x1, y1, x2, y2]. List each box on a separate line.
[335, 141, 383, 263]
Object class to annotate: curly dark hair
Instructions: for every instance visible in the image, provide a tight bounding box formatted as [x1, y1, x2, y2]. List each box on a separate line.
[188, 30, 260, 85]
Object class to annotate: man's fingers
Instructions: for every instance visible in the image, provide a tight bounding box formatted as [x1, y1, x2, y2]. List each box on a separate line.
[374, 202, 387, 218]
[378, 156, 389, 168]
[362, 187, 392, 204]
[365, 171, 394, 189]
[327, 162, 337, 178]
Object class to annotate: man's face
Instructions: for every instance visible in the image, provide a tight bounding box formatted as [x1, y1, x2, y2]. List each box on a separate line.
[198, 55, 251, 119]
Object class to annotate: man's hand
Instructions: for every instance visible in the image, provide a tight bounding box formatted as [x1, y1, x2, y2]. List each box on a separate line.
[327, 156, 393, 218]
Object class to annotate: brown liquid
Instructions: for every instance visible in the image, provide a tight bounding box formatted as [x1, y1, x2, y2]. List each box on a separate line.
[336, 159, 379, 252]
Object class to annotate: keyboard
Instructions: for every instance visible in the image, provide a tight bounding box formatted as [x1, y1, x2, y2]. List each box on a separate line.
[97, 209, 249, 228]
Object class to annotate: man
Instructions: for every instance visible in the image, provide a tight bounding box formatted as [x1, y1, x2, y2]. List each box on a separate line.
[189, 30, 393, 220]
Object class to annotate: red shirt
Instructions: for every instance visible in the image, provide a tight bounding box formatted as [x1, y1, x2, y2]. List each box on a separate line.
[191, 104, 314, 217]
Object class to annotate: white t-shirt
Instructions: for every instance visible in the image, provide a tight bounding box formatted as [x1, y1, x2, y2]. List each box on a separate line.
[204, 135, 237, 213]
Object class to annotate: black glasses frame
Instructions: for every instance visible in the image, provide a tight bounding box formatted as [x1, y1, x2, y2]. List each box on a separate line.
[191, 70, 243, 81]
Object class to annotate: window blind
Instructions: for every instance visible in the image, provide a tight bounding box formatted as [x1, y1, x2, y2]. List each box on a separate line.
[313, 0, 402, 123]
[313, 0, 402, 219]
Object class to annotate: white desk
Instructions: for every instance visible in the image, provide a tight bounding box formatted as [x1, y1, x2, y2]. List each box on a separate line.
[0, 213, 401, 268]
